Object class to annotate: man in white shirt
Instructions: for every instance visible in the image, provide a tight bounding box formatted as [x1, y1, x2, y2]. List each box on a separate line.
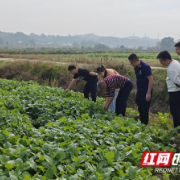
[157, 51, 180, 130]
[174, 42, 180, 62]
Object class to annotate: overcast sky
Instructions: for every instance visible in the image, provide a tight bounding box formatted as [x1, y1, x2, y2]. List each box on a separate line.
[0, 0, 179, 39]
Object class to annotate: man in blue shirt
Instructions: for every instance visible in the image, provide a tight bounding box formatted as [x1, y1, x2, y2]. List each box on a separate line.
[128, 54, 153, 125]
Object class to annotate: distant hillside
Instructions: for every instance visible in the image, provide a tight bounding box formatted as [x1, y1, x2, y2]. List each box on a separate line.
[0, 31, 159, 49]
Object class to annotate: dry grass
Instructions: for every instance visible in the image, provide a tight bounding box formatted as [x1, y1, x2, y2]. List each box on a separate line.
[0, 56, 169, 114]
[0, 53, 166, 67]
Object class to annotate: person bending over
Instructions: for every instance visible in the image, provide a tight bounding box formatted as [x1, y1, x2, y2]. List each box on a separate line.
[65, 65, 98, 102]
[97, 65, 120, 112]
[97, 74, 133, 116]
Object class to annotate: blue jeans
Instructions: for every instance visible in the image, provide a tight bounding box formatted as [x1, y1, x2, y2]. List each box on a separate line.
[109, 91, 119, 113]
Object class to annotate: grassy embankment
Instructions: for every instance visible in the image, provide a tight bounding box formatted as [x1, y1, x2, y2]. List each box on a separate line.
[0, 52, 174, 118]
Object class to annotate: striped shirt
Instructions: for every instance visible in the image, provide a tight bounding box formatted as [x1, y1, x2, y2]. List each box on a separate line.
[99, 69, 120, 91]
[104, 74, 127, 97]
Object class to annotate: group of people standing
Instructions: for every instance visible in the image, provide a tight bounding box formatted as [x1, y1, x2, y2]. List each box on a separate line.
[65, 42, 180, 131]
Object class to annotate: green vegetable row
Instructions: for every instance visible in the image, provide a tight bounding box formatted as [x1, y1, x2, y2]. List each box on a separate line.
[0, 79, 177, 179]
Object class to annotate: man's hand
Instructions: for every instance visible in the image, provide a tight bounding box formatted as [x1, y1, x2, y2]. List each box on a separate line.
[103, 104, 109, 110]
[146, 93, 151, 102]
[135, 89, 137, 96]
[65, 89, 69, 93]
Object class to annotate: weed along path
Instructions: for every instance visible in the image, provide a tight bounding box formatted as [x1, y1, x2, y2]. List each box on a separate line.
[0, 57, 166, 70]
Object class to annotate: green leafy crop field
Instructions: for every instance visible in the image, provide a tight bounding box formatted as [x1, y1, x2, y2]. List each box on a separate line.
[0, 79, 178, 179]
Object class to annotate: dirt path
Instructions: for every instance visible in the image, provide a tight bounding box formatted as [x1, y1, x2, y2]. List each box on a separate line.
[0, 58, 166, 70]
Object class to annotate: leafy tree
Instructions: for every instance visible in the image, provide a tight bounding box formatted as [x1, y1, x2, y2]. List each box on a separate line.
[137, 46, 143, 50]
[72, 42, 80, 48]
[0, 38, 3, 44]
[160, 37, 174, 51]
[120, 45, 125, 49]
[94, 43, 110, 50]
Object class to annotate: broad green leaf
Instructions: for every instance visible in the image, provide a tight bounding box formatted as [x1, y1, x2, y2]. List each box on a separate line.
[3, 130, 10, 136]
[3, 142, 12, 149]
[126, 166, 137, 179]
[105, 152, 115, 163]
[55, 151, 65, 161]
[45, 155, 53, 164]
[89, 174, 98, 180]
[5, 161, 15, 170]
[0, 176, 9, 180]
[112, 177, 121, 180]
[37, 166, 46, 172]
[15, 158, 23, 166]
[0, 155, 9, 163]
[77, 168, 87, 178]
[45, 165, 57, 179]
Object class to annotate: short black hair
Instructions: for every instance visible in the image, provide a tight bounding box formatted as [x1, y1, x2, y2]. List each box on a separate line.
[97, 65, 106, 72]
[156, 51, 172, 61]
[128, 53, 139, 61]
[174, 42, 180, 48]
[68, 65, 76, 71]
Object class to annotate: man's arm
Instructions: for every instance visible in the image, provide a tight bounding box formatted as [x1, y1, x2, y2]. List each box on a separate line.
[89, 72, 98, 76]
[146, 75, 153, 102]
[104, 97, 114, 110]
[135, 84, 137, 96]
[168, 70, 180, 86]
[104, 86, 115, 110]
[65, 79, 77, 93]
[114, 70, 120, 75]
[99, 76, 104, 81]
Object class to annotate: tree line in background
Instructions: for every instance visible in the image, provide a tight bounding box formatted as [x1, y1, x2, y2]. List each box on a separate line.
[0, 31, 178, 51]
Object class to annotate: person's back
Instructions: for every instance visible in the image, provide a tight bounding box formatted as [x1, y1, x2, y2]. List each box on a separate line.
[74, 68, 98, 83]
[97, 67, 120, 112]
[99, 68, 119, 81]
[104, 74, 127, 92]
[97, 74, 133, 116]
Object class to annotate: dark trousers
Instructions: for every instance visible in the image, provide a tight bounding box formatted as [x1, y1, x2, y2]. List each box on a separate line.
[169, 91, 180, 128]
[83, 82, 97, 102]
[136, 94, 151, 125]
[116, 79, 133, 116]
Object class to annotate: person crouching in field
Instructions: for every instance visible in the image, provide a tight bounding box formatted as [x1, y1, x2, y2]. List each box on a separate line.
[157, 51, 180, 131]
[65, 65, 98, 102]
[174, 42, 180, 62]
[128, 54, 153, 125]
[97, 74, 133, 116]
[97, 66, 120, 112]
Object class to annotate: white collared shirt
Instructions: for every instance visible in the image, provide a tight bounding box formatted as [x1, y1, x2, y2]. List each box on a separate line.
[166, 59, 180, 92]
